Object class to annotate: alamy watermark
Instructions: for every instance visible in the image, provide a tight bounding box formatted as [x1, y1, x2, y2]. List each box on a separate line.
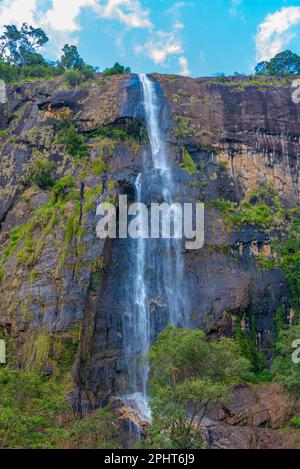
[96, 196, 204, 250]
[291, 79, 300, 104]
[0, 80, 6, 104]
[0, 339, 6, 364]
[292, 339, 300, 364]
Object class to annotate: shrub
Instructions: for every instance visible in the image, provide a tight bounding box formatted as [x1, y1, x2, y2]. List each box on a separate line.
[291, 417, 300, 429]
[28, 153, 55, 189]
[70, 407, 118, 449]
[174, 118, 190, 139]
[181, 147, 197, 175]
[51, 176, 75, 203]
[103, 62, 131, 76]
[0, 369, 68, 449]
[64, 69, 84, 87]
[271, 325, 300, 397]
[57, 124, 89, 158]
[143, 326, 251, 449]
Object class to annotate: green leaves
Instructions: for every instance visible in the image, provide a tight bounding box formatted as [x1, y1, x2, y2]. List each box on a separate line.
[103, 62, 131, 76]
[0, 369, 68, 448]
[271, 325, 300, 397]
[255, 50, 300, 76]
[144, 326, 251, 448]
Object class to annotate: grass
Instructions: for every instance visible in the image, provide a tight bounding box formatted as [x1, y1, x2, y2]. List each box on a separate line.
[211, 185, 287, 230]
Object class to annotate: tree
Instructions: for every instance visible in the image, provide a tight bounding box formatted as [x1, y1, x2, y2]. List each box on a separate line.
[0, 369, 69, 448]
[60, 44, 85, 71]
[144, 326, 251, 448]
[255, 50, 300, 76]
[0, 23, 48, 65]
[71, 407, 118, 449]
[103, 62, 131, 76]
[271, 325, 300, 397]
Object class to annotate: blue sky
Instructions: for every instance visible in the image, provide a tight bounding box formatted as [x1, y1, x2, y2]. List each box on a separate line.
[1, 0, 300, 76]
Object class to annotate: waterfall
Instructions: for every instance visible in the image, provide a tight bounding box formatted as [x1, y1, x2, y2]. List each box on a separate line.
[121, 74, 189, 426]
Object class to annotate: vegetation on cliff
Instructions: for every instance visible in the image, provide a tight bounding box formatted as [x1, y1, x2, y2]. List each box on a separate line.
[142, 326, 251, 449]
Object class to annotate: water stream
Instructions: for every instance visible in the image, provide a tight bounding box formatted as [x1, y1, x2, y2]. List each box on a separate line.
[121, 74, 189, 425]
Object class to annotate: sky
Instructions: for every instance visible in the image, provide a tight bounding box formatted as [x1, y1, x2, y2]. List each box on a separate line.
[1, 0, 300, 77]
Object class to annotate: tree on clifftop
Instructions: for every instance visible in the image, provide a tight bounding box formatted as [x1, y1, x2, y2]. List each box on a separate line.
[255, 50, 300, 76]
[0, 23, 49, 66]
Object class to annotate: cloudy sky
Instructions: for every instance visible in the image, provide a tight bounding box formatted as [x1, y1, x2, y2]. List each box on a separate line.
[1, 0, 300, 76]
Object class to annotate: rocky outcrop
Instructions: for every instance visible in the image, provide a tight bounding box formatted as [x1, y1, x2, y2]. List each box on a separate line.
[208, 383, 296, 429]
[201, 422, 300, 449]
[0, 73, 299, 447]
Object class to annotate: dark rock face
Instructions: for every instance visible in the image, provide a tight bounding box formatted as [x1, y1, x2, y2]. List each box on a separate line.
[208, 383, 296, 429]
[0, 73, 299, 447]
[201, 423, 294, 449]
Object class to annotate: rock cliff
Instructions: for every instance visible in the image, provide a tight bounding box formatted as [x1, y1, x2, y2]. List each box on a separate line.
[0, 73, 299, 447]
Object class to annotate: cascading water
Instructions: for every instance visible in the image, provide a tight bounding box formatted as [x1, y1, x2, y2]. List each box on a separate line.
[121, 74, 189, 426]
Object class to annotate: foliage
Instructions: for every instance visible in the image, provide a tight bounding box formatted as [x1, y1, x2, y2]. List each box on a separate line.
[0, 23, 48, 66]
[57, 123, 89, 159]
[271, 325, 300, 397]
[60, 44, 96, 84]
[181, 147, 198, 175]
[28, 153, 55, 189]
[235, 313, 266, 374]
[64, 69, 85, 87]
[103, 62, 131, 76]
[291, 417, 300, 429]
[143, 325, 251, 449]
[272, 218, 300, 313]
[0, 368, 119, 449]
[0, 369, 69, 448]
[274, 307, 286, 337]
[255, 50, 300, 76]
[51, 175, 76, 203]
[174, 118, 190, 139]
[70, 407, 118, 449]
[211, 184, 287, 230]
[60, 44, 85, 71]
[0, 24, 96, 83]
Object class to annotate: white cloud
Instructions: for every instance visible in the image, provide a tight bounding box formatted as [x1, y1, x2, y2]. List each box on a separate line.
[0, 0, 100, 56]
[98, 0, 152, 29]
[134, 20, 191, 75]
[256, 7, 300, 62]
[0, 0, 151, 57]
[42, 0, 99, 33]
[0, 0, 41, 28]
[135, 26, 183, 66]
[178, 56, 190, 76]
[0, 0, 188, 72]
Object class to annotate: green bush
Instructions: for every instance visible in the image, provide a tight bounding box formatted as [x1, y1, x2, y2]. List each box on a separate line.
[181, 148, 198, 175]
[235, 314, 266, 374]
[0, 369, 69, 449]
[143, 326, 251, 449]
[57, 124, 89, 158]
[291, 417, 300, 429]
[174, 118, 190, 138]
[70, 407, 118, 449]
[271, 325, 300, 396]
[51, 176, 76, 203]
[28, 153, 55, 189]
[64, 69, 84, 87]
[103, 62, 131, 76]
